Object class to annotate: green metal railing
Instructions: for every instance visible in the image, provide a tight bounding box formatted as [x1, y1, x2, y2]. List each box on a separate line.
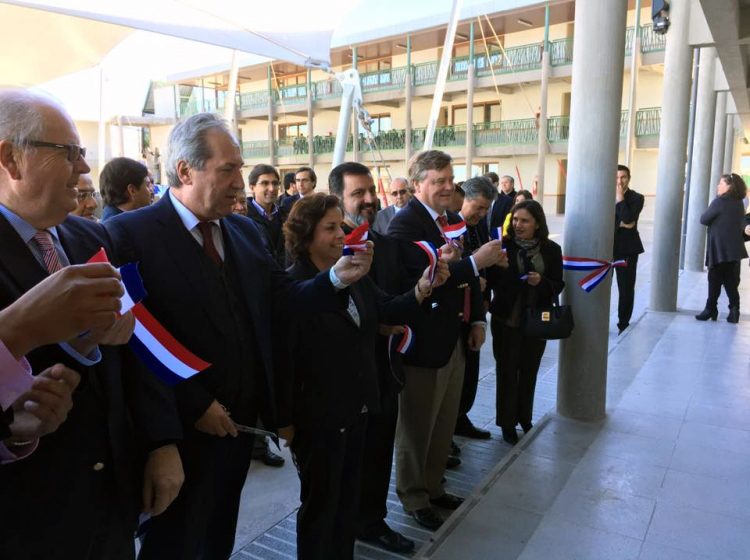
[640, 24, 666, 53]
[635, 107, 661, 136]
[242, 140, 271, 159]
[546, 115, 570, 142]
[474, 119, 538, 146]
[240, 90, 274, 110]
[550, 38, 573, 66]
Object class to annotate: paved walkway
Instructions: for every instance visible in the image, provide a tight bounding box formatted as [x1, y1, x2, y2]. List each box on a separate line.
[230, 215, 748, 559]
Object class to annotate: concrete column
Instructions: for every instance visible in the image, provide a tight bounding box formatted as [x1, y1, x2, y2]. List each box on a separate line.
[624, 0, 642, 168]
[307, 68, 314, 167]
[351, 46, 359, 162]
[405, 34, 413, 163]
[465, 64, 475, 174]
[708, 91, 728, 199]
[267, 65, 276, 166]
[536, 50, 550, 203]
[723, 114, 735, 172]
[558, 0, 628, 421]
[684, 47, 717, 271]
[650, 0, 694, 311]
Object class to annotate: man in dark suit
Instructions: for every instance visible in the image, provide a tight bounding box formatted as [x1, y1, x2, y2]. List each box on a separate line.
[246, 164, 285, 267]
[0, 90, 183, 559]
[279, 166, 316, 221]
[486, 186, 514, 235]
[499, 174, 517, 199]
[614, 164, 645, 334]
[104, 113, 372, 559]
[372, 176, 411, 235]
[328, 162, 415, 553]
[455, 177, 498, 440]
[387, 150, 506, 530]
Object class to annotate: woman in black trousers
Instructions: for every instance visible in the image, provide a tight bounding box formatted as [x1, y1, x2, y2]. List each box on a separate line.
[490, 200, 564, 445]
[696, 173, 748, 323]
[277, 194, 447, 560]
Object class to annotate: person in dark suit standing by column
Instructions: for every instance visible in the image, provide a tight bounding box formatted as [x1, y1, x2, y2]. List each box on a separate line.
[388, 150, 506, 530]
[614, 164, 645, 334]
[104, 113, 372, 559]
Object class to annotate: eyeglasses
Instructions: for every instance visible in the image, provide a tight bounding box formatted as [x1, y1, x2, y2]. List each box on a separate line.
[26, 140, 87, 162]
[390, 189, 408, 197]
[77, 191, 96, 201]
[257, 180, 281, 187]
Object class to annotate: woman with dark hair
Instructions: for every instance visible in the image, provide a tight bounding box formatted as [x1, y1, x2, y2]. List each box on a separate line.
[514, 189, 533, 205]
[696, 173, 748, 323]
[99, 157, 152, 221]
[279, 193, 448, 560]
[489, 200, 564, 444]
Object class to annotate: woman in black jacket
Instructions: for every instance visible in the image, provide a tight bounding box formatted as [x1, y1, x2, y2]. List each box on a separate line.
[278, 193, 447, 560]
[489, 200, 564, 445]
[696, 173, 748, 323]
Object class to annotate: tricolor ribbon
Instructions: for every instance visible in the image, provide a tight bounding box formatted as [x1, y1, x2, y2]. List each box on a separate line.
[563, 256, 627, 293]
[414, 240, 441, 284]
[389, 325, 414, 355]
[489, 226, 503, 241]
[343, 222, 369, 255]
[441, 220, 467, 240]
[88, 248, 211, 385]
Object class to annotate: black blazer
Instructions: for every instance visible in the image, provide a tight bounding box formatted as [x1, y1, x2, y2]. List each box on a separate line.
[489, 238, 564, 320]
[103, 194, 346, 430]
[464, 220, 494, 306]
[279, 193, 301, 222]
[614, 189, 645, 257]
[246, 199, 285, 267]
[372, 205, 397, 236]
[278, 258, 418, 430]
[387, 198, 483, 368]
[488, 193, 514, 231]
[701, 195, 749, 267]
[0, 214, 179, 548]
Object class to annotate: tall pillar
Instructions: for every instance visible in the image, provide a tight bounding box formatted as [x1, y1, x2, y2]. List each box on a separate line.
[558, 0, 628, 421]
[536, 2, 551, 204]
[267, 65, 276, 166]
[351, 46, 359, 162]
[684, 47, 717, 271]
[624, 0, 642, 168]
[307, 68, 314, 167]
[465, 23, 475, 176]
[405, 34, 413, 163]
[723, 114, 735, 172]
[709, 91, 728, 198]
[650, 0, 694, 311]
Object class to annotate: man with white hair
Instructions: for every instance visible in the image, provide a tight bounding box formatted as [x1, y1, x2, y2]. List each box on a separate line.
[372, 176, 412, 235]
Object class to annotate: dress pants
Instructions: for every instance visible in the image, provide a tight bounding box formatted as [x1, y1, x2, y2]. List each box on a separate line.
[707, 261, 741, 309]
[138, 430, 255, 560]
[615, 253, 639, 330]
[492, 318, 546, 429]
[293, 414, 368, 560]
[456, 324, 481, 429]
[357, 390, 399, 537]
[395, 341, 465, 511]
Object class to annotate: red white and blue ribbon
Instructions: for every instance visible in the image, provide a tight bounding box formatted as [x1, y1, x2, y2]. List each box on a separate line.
[563, 256, 627, 293]
[442, 220, 466, 240]
[489, 226, 503, 241]
[88, 248, 211, 385]
[414, 240, 441, 284]
[389, 325, 414, 355]
[343, 222, 369, 255]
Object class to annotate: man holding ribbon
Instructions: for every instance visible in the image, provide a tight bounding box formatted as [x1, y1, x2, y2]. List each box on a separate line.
[104, 113, 373, 559]
[387, 150, 506, 530]
[0, 89, 182, 559]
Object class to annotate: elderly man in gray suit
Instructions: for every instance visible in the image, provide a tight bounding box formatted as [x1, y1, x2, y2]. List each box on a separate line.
[372, 177, 412, 235]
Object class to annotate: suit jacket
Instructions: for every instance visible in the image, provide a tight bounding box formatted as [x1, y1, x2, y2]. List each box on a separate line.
[103, 194, 346, 431]
[464, 220, 494, 306]
[614, 189, 645, 257]
[246, 199, 285, 266]
[372, 205, 397, 236]
[489, 237, 565, 320]
[387, 198, 483, 368]
[488, 193, 514, 231]
[101, 204, 124, 223]
[278, 258, 418, 430]
[279, 193, 301, 222]
[701, 195, 748, 267]
[0, 213, 179, 553]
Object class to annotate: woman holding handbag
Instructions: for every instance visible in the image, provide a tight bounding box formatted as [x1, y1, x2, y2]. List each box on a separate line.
[490, 200, 564, 445]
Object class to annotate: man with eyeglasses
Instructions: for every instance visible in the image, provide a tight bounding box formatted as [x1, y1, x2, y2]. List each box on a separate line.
[372, 177, 412, 235]
[70, 173, 98, 221]
[246, 164, 285, 267]
[0, 89, 183, 559]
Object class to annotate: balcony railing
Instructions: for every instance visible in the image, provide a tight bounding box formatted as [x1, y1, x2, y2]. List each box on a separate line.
[640, 24, 666, 53]
[635, 106, 661, 136]
[242, 140, 272, 159]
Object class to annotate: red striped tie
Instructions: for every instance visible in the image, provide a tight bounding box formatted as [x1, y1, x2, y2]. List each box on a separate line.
[33, 230, 63, 274]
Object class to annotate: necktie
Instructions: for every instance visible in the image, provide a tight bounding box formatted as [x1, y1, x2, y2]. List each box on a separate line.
[33, 230, 63, 273]
[197, 222, 222, 267]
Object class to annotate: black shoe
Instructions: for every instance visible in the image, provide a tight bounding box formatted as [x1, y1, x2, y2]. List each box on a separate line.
[520, 422, 533, 433]
[430, 493, 464, 510]
[727, 307, 740, 324]
[253, 447, 285, 467]
[501, 427, 519, 445]
[359, 527, 415, 553]
[695, 308, 718, 321]
[446, 455, 461, 469]
[451, 440, 461, 456]
[455, 422, 491, 440]
[409, 507, 443, 530]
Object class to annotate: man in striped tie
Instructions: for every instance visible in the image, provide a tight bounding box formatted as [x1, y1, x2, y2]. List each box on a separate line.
[0, 89, 184, 560]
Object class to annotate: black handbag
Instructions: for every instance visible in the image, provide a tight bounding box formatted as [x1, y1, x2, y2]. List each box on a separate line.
[522, 294, 574, 340]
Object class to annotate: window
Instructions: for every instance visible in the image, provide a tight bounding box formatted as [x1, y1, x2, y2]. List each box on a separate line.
[276, 73, 307, 99]
[279, 123, 308, 138]
[361, 59, 393, 88]
[451, 102, 501, 126]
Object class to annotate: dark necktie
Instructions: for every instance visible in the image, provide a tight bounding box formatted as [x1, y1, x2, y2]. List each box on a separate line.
[197, 222, 222, 267]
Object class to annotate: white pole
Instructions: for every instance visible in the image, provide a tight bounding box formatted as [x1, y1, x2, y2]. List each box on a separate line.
[423, 0, 463, 151]
[624, 0, 642, 168]
[225, 50, 240, 137]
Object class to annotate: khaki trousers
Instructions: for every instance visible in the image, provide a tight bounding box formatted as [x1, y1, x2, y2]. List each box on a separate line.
[395, 341, 465, 511]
